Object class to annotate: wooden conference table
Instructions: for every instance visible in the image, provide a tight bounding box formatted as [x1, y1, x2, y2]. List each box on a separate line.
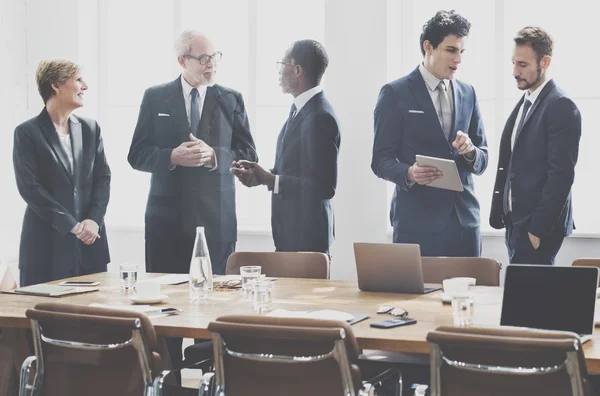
[2, 272, 600, 376]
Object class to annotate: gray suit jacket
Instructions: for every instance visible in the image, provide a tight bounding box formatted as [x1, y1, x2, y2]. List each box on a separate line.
[13, 108, 111, 284]
[271, 91, 340, 253]
[128, 77, 258, 243]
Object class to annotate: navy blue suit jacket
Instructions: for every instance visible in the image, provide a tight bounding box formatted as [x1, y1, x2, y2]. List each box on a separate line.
[271, 91, 340, 253]
[128, 77, 258, 243]
[490, 80, 581, 238]
[372, 67, 488, 233]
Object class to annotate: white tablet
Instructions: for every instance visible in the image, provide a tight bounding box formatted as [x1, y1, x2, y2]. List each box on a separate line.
[415, 154, 464, 192]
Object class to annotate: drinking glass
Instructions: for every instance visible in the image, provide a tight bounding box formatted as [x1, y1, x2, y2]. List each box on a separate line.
[119, 263, 138, 291]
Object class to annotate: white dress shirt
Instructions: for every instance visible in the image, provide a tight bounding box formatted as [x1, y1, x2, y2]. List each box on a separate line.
[508, 78, 552, 211]
[57, 133, 73, 174]
[181, 75, 208, 126]
[176, 75, 216, 170]
[419, 63, 454, 124]
[273, 85, 323, 194]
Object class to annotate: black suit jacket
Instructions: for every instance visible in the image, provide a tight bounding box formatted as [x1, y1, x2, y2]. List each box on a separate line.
[490, 80, 581, 238]
[271, 91, 340, 253]
[128, 77, 258, 243]
[13, 108, 111, 282]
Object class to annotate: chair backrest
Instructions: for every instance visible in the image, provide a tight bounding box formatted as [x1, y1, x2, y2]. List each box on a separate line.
[207, 315, 362, 396]
[572, 258, 600, 269]
[421, 257, 501, 286]
[225, 252, 330, 279]
[427, 326, 591, 396]
[572, 259, 600, 286]
[23, 303, 163, 396]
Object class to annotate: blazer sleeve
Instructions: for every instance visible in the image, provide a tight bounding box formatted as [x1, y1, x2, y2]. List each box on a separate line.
[460, 86, 489, 175]
[371, 84, 412, 189]
[127, 89, 174, 173]
[87, 122, 111, 227]
[13, 125, 78, 236]
[213, 92, 258, 168]
[278, 112, 340, 199]
[529, 97, 581, 238]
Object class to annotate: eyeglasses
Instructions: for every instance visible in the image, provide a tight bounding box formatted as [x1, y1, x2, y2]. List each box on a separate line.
[276, 61, 297, 73]
[377, 305, 409, 317]
[184, 51, 223, 65]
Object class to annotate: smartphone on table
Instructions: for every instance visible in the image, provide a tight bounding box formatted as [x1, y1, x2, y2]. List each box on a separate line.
[58, 281, 100, 287]
[370, 318, 417, 329]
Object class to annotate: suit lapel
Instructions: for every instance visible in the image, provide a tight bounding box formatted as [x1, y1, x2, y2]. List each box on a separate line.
[450, 80, 460, 142]
[38, 108, 73, 183]
[69, 116, 83, 186]
[196, 87, 219, 140]
[276, 95, 316, 162]
[407, 68, 449, 146]
[166, 77, 192, 143]
[513, 80, 556, 147]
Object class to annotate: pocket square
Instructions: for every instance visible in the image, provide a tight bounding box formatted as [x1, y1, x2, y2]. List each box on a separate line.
[158, 113, 170, 117]
[408, 109, 424, 114]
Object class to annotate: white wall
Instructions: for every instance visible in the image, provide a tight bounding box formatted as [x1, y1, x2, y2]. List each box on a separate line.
[3, 0, 600, 286]
[0, 0, 28, 277]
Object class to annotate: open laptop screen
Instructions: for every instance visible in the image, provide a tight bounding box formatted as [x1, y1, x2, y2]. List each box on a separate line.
[501, 265, 598, 335]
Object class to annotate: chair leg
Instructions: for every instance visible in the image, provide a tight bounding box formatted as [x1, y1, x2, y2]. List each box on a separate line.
[198, 372, 215, 396]
[18, 356, 36, 396]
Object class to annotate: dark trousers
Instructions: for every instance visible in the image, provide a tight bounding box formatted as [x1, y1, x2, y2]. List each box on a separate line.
[504, 215, 565, 265]
[393, 209, 481, 257]
[145, 221, 235, 381]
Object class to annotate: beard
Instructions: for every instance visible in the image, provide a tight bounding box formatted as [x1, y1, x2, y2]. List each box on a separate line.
[516, 65, 542, 91]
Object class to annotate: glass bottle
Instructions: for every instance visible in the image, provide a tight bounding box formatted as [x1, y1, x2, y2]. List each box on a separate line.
[189, 226, 213, 300]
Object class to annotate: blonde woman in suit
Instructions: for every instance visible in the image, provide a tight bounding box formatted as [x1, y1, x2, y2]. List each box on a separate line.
[13, 60, 111, 286]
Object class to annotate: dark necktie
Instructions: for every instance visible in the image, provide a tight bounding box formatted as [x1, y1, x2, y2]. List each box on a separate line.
[281, 103, 297, 142]
[190, 87, 200, 136]
[512, 99, 532, 149]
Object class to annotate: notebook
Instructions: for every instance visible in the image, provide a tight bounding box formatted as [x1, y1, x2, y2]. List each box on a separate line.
[6, 284, 99, 297]
[501, 265, 598, 343]
[354, 242, 441, 294]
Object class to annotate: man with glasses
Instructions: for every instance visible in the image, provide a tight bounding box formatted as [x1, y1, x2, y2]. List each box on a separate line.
[231, 39, 340, 254]
[128, 30, 257, 373]
[371, 10, 488, 257]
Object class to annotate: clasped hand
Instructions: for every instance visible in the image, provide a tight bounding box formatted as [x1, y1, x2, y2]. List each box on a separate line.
[170, 134, 216, 167]
[70, 219, 100, 245]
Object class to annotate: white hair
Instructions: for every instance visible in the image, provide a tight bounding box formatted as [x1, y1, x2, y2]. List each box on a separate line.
[175, 30, 204, 57]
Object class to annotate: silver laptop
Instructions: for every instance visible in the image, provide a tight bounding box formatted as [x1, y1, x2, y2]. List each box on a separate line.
[354, 242, 441, 294]
[501, 264, 599, 343]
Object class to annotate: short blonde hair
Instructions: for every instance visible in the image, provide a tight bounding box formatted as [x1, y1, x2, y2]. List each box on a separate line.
[36, 59, 80, 104]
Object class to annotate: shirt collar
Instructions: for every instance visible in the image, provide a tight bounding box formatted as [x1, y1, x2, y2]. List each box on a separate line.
[293, 85, 323, 113]
[419, 63, 450, 92]
[524, 77, 552, 106]
[181, 75, 208, 98]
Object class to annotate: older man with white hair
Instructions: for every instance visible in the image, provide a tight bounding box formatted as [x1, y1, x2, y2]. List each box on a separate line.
[128, 30, 258, 372]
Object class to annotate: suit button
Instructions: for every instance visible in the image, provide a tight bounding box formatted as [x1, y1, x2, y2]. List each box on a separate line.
[510, 173, 515, 179]
[511, 197, 516, 203]
[449, 150, 453, 155]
